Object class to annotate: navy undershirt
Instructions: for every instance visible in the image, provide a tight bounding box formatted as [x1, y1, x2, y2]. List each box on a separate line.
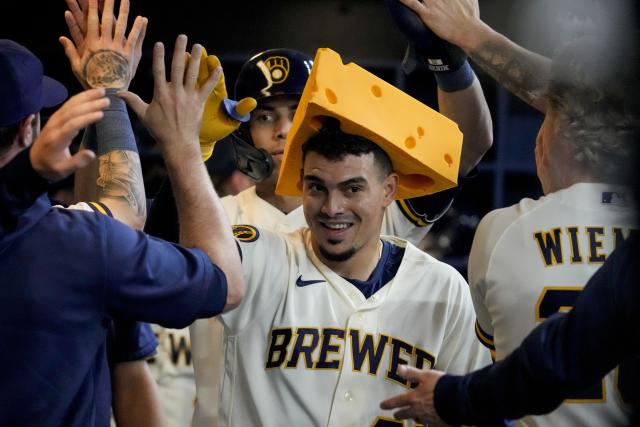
[345, 240, 405, 299]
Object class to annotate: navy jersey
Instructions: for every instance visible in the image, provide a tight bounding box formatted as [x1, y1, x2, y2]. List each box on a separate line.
[0, 195, 227, 427]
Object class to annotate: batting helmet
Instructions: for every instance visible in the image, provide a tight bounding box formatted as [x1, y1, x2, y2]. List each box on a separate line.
[231, 48, 312, 181]
[235, 48, 313, 102]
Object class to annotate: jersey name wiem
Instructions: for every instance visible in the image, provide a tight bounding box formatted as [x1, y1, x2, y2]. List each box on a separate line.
[533, 226, 638, 266]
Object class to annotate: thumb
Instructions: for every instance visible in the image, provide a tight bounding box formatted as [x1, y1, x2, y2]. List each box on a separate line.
[49, 149, 96, 181]
[67, 149, 97, 172]
[235, 97, 257, 117]
[117, 91, 148, 118]
[397, 364, 424, 383]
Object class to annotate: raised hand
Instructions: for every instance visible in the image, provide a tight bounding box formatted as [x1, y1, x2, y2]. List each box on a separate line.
[118, 35, 222, 159]
[29, 89, 109, 181]
[60, 0, 147, 89]
[396, 0, 483, 52]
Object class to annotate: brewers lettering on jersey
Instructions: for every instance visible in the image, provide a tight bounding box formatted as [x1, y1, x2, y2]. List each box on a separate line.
[210, 227, 489, 426]
[469, 184, 637, 426]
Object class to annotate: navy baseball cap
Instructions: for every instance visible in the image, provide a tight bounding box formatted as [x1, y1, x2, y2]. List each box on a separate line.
[0, 39, 68, 126]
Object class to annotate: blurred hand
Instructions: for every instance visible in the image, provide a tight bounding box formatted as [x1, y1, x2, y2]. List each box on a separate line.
[118, 35, 222, 162]
[60, 0, 147, 89]
[396, 0, 483, 51]
[379, 364, 449, 426]
[30, 89, 109, 181]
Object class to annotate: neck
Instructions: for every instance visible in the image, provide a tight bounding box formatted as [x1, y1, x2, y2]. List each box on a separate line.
[316, 238, 383, 281]
[255, 179, 301, 214]
[544, 160, 603, 194]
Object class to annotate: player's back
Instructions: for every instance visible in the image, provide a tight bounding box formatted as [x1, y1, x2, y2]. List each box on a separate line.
[469, 183, 637, 427]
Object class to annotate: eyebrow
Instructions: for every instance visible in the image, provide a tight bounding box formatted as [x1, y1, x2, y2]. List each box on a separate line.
[302, 175, 368, 186]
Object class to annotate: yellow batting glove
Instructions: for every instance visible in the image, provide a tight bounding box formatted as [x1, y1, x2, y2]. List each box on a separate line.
[187, 48, 257, 161]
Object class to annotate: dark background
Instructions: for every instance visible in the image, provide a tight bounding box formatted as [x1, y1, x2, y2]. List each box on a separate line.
[2, 0, 636, 270]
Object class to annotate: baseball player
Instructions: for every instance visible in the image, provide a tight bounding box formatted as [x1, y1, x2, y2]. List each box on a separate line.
[389, 0, 639, 425]
[184, 41, 493, 424]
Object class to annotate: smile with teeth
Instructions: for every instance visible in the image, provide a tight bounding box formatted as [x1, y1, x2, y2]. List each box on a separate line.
[320, 222, 352, 230]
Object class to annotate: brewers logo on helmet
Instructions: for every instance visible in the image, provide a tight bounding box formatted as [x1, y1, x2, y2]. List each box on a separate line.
[234, 48, 313, 103]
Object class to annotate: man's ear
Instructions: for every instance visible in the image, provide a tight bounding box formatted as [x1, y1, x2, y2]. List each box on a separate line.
[382, 172, 399, 206]
[16, 114, 37, 148]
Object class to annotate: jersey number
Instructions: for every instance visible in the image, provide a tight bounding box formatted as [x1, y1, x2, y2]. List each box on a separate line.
[536, 287, 628, 403]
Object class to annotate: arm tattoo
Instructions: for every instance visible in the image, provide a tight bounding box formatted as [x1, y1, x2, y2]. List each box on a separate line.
[470, 41, 550, 107]
[84, 50, 129, 89]
[97, 151, 146, 219]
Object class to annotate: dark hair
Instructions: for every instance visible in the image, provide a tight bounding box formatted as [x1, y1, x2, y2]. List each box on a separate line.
[301, 117, 393, 178]
[0, 121, 21, 155]
[548, 34, 640, 183]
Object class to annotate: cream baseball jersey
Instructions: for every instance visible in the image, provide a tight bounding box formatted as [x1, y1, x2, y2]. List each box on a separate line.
[468, 183, 637, 427]
[211, 227, 489, 426]
[190, 186, 437, 426]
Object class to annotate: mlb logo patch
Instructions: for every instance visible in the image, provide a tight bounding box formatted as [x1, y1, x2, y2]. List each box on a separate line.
[602, 191, 627, 206]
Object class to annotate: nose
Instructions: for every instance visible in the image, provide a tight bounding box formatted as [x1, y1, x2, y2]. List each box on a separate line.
[275, 116, 292, 141]
[321, 191, 345, 217]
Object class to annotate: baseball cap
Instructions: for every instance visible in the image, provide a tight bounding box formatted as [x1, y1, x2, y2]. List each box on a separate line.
[0, 39, 67, 126]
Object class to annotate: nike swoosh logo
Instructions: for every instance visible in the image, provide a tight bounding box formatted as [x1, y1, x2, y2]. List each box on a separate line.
[296, 276, 325, 287]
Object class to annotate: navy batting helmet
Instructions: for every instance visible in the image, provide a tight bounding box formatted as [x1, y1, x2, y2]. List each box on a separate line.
[231, 48, 312, 181]
[234, 48, 313, 102]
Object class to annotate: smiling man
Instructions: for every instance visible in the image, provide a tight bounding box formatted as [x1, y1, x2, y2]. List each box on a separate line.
[192, 45, 492, 426]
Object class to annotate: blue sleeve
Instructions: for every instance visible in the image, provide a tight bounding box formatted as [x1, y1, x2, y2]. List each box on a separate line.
[108, 320, 158, 363]
[102, 218, 228, 329]
[434, 235, 640, 426]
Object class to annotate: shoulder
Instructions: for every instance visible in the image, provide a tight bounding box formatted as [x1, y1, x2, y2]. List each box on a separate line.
[472, 196, 550, 256]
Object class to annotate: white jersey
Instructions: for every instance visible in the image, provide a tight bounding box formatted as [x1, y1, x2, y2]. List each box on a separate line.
[191, 186, 436, 426]
[147, 326, 195, 426]
[217, 227, 488, 426]
[468, 183, 637, 427]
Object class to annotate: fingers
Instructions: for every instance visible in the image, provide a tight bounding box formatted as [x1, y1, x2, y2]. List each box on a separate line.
[113, 0, 129, 43]
[59, 111, 105, 142]
[184, 44, 204, 89]
[392, 407, 417, 421]
[125, 15, 146, 53]
[151, 42, 167, 94]
[65, 0, 86, 34]
[207, 54, 227, 97]
[397, 364, 424, 383]
[117, 91, 148, 119]
[199, 66, 223, 103]
[59, 36, 81, 66]
[100, 0, 115, 40]
[49, 89, 109, 128]
[170, 34, 188, 85]
[65, 88, 109, 107]
[235, 97, 257, 116]
[380, 390, 412, 410]
[87, 0, 99, 40]
[132, 17, 147, 68]
[64, 9, 85, 48]
[196, 50, 209, 86]
[62, 149, 97, 175]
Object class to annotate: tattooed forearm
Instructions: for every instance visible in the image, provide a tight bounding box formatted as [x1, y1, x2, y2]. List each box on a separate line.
[84, 50, 129, 89]
[97, 151, 146, 219]
[470, 40, 551, 110]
